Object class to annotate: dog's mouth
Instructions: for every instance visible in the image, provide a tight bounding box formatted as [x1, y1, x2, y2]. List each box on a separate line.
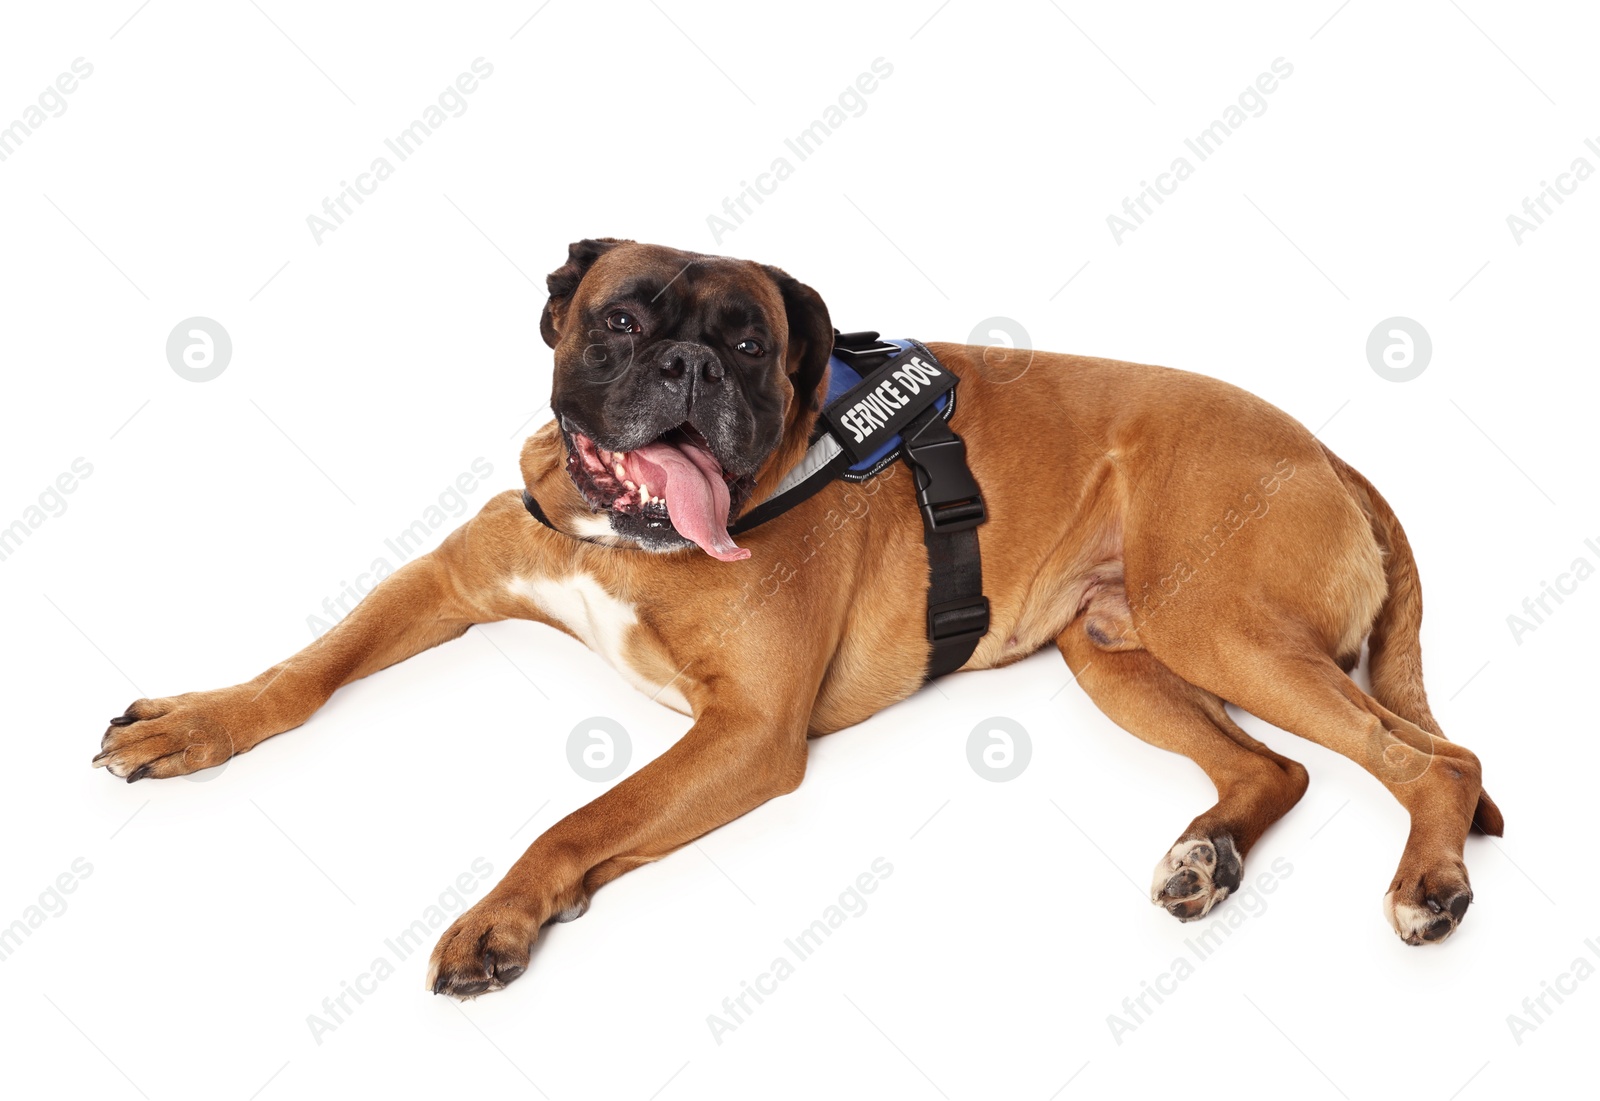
[563, 422, 755, 562]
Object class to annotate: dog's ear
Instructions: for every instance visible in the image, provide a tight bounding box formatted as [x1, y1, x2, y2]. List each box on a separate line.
[540, 238, 630, 348]
[761, 265, 833, 412]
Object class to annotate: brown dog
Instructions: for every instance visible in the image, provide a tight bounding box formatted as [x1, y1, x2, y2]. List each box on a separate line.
[93, 238, 1503, 997]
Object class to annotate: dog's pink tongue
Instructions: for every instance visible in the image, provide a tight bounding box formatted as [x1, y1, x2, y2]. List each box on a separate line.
[632, 440, 749, 562]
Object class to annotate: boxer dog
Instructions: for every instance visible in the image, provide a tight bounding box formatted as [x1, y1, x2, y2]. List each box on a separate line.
[93, 239, 1502, 997]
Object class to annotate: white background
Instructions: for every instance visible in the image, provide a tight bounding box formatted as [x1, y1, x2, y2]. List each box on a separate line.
[1, 2, 1595, 1098]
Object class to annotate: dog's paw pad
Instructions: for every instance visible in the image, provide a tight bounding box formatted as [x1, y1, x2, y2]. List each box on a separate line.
[1150, 834, 1241, 922]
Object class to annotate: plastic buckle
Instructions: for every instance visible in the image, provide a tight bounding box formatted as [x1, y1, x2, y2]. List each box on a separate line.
[832, 330, 901, 362]
[927, 595, 991, 645]
[909, 436, 986, 533]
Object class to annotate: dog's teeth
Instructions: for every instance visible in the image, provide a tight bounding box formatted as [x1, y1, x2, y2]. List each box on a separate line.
[625, 479, 637, 490]
[614, 462, 627, 479]
[639, 482, 651, 499]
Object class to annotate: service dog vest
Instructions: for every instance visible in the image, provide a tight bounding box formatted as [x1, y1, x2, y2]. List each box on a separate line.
[523, 332, 991, 680]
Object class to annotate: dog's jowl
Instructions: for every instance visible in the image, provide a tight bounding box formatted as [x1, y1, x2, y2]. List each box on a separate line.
[94, 239, 1502, 998]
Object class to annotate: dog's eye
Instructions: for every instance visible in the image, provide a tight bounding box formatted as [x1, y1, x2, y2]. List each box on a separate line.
[736, 339, 764, 357]
[607, 311, 641, 334]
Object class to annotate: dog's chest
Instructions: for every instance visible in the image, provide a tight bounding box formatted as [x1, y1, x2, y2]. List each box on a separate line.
[505, 573, 692, 714]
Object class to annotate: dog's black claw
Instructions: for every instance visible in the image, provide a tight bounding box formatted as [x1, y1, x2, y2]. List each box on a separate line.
[109, 714, 138, 727]
[127, 765, 151, 783]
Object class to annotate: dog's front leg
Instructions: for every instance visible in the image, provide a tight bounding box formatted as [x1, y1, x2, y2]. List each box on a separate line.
[92, 506, 513, 781]
[427, 697, 810, 997]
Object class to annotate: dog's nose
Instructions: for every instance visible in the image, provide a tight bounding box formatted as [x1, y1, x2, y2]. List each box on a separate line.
[658, 342, 723, 384]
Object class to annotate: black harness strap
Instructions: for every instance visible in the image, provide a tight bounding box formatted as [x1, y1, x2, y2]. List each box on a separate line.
[797, 331, 990, 678]
[728, 450, 848, 535]
[901, 400, 989, 678]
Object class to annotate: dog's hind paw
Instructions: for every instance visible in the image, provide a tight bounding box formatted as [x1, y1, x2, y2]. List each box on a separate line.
[1384, 867, 1472, 945]
[1151, 834, 1242, 922]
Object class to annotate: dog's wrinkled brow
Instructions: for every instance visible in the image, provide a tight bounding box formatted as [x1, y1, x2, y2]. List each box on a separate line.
[602, 276, 668, 306]
[715, 301, 769, 335]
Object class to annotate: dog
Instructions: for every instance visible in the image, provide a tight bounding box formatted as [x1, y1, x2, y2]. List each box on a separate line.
[93, 238, 1503, 997]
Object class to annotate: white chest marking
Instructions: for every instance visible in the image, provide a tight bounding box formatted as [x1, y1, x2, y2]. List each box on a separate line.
[507, 573, 691, 713]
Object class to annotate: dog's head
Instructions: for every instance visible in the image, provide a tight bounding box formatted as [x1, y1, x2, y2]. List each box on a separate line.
[538, 239, 832, 560]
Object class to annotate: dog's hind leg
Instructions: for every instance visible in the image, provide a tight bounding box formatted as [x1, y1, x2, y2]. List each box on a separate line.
[1149, 628, 1488, 945]
[1056, 588, 1308, 922]
[1319, 443, 1504, 837]
[1123, 452, 1494, 945]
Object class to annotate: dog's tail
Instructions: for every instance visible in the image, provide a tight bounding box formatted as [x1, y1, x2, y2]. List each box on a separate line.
[1320, 443, 1504, 836]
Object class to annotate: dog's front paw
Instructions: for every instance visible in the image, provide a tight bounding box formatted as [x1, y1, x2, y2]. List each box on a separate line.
[427, 899, 539, 999]
[92, 696, 239, 781]
[1151, 834, 1243, 921]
